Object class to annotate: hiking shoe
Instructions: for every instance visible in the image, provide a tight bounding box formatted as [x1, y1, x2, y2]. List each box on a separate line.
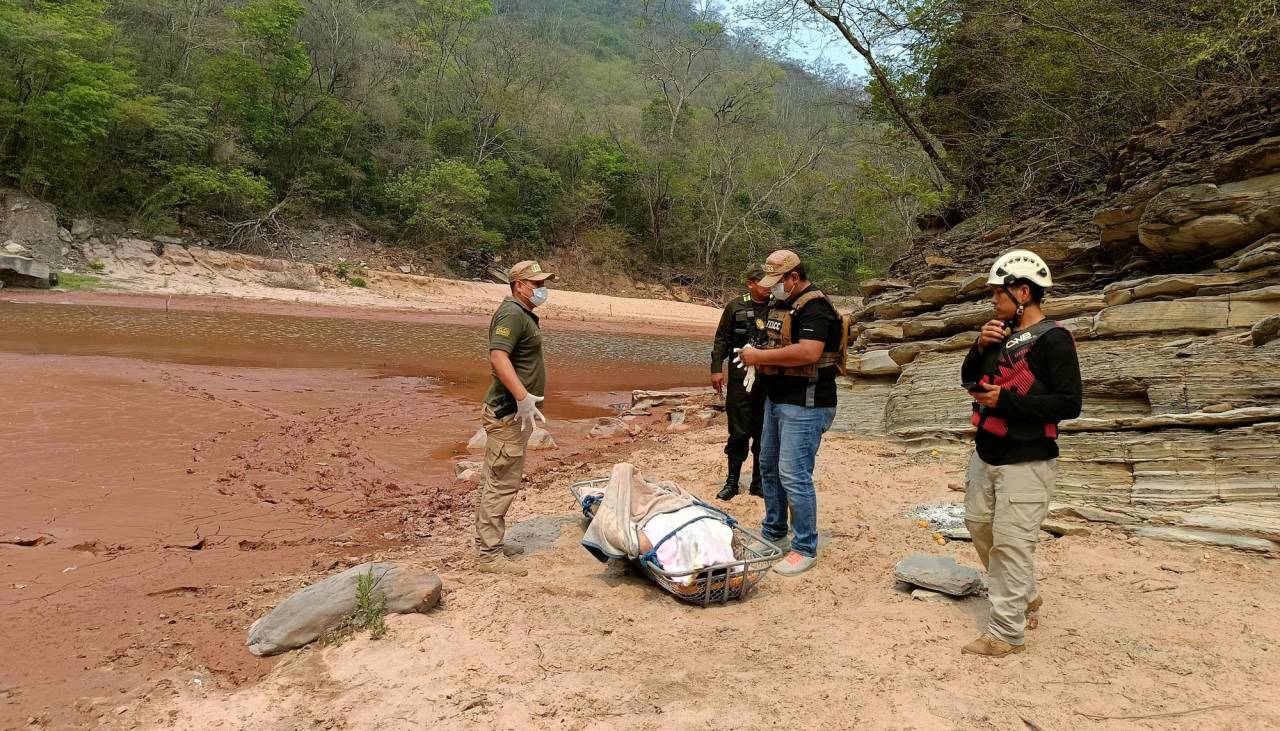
[962, 633, 1025, 657]
[748, 535, 790, 555]
[477, 556, 527, 576]
[502, 543, 526, 557]
[773, 551, 816, 577]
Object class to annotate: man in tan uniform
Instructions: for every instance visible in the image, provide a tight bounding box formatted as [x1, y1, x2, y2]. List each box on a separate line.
[475, 260, 553, 576]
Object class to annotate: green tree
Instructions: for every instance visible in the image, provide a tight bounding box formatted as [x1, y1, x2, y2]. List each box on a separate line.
[0, 0, 148, 195]
[384, 159, 498, 250]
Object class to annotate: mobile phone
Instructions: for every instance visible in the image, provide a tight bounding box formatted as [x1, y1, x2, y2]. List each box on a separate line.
[962, 381, 981, 391]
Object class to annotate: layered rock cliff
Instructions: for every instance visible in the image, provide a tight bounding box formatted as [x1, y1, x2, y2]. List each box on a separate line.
[836, 84, 1280, 553]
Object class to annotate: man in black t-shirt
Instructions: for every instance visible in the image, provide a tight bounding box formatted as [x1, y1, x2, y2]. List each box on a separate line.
[736, 250, 842, 577]
[959, 249, 1082, 657]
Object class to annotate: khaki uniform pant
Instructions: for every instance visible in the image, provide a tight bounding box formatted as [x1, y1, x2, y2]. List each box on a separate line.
[964, 451, 1056, 646]
[474, 406, 531, 560]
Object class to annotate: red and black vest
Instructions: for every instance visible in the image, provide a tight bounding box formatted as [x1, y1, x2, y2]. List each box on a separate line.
[971, 319, 1068, 441]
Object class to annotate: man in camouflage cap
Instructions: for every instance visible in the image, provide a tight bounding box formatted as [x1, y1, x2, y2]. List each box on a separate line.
[475, 260, 554, 576]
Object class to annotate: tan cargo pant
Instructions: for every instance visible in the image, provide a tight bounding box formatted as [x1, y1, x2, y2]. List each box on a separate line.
[474, 405, 531, 560]
[964, 451, 1056, 646]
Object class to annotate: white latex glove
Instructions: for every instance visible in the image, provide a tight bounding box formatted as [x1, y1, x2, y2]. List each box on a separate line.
[735, 345, 758, 393]
[516, 393, 545, 430]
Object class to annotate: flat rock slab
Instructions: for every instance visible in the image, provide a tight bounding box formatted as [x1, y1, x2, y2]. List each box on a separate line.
[589, 417, 632, 439]
[247, 562, 442, 656]
[893, 554, 984, 597]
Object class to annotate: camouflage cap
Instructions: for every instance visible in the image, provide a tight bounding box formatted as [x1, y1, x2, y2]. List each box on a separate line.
[743, 263, 766, 282]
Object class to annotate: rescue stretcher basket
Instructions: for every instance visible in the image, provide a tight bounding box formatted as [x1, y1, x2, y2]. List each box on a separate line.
[570, 477, 785, 606]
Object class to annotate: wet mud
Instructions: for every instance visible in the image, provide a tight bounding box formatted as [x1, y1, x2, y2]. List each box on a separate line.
[0, 299, 707, 728]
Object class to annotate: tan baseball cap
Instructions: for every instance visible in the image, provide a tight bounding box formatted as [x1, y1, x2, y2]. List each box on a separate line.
[757, 249, 801, 287]
[507, 260, 554, 283]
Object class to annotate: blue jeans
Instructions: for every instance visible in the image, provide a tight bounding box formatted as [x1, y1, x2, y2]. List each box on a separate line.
[759, 398, 836, 558]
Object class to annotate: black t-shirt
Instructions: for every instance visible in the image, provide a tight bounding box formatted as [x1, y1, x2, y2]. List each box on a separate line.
[764, 285, 843, 408]
[960, 326, 1082, 465]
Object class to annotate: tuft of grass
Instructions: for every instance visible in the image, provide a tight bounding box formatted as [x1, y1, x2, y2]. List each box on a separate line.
[321, 568, 388, 646]
[56, 273, 114, 290]
[87, 260, 106, 272]
[347, 276, 367, 288]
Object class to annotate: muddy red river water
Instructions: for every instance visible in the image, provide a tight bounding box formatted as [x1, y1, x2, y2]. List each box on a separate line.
[0, 298, 709, 727]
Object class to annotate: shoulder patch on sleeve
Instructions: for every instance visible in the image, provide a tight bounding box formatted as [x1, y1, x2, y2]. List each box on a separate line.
[494, 325, 511, 337]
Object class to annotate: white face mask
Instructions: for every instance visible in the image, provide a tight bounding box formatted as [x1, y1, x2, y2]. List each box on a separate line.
[529, 286, 549, 307]
[771, 280, 790, 300]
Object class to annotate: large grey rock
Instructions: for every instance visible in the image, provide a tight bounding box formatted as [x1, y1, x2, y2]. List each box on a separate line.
[527, 426, 557, 450]
[0, 190, 61, 267]
[1253, 314, 1280, 346]
[893, 554, 984, 597]
[852, 349, 901, 376]
[247, 562, 442, 656]
[589, 417, 632, 439]
[0, 254, 51, 288]
[1136, 174, 1280, 256]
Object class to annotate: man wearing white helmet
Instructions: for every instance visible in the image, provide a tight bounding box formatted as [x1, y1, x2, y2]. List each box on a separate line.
[959, 249, 1082, 657]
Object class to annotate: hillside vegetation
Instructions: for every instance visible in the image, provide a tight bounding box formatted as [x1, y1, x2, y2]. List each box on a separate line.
[2, 0, 1276, 291]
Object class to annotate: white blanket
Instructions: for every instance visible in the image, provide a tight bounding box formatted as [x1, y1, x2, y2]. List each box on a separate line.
[640, 506, 736, 585]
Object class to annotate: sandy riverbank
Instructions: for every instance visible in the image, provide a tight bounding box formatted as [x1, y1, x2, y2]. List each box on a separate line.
[103, 425, 1280, 731]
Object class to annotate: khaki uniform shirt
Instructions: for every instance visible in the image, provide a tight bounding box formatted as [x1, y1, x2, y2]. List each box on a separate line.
[483, 297, 545, 417]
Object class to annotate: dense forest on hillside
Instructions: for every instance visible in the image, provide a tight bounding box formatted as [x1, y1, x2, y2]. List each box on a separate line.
[2, 0, 1277, 291]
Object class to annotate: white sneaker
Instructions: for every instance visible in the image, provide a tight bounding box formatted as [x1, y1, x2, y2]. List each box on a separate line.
[773, 550, 816, 576]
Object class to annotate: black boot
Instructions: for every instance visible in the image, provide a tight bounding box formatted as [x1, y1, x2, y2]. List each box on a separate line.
[716, 459, 744, 501]
[748, 460, 763, 497]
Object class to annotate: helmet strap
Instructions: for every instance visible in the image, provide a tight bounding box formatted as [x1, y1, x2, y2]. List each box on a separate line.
[1003, 283, 1026, 330]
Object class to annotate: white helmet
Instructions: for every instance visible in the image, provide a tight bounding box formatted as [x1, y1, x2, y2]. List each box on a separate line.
[987, 249, 1053, 288]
